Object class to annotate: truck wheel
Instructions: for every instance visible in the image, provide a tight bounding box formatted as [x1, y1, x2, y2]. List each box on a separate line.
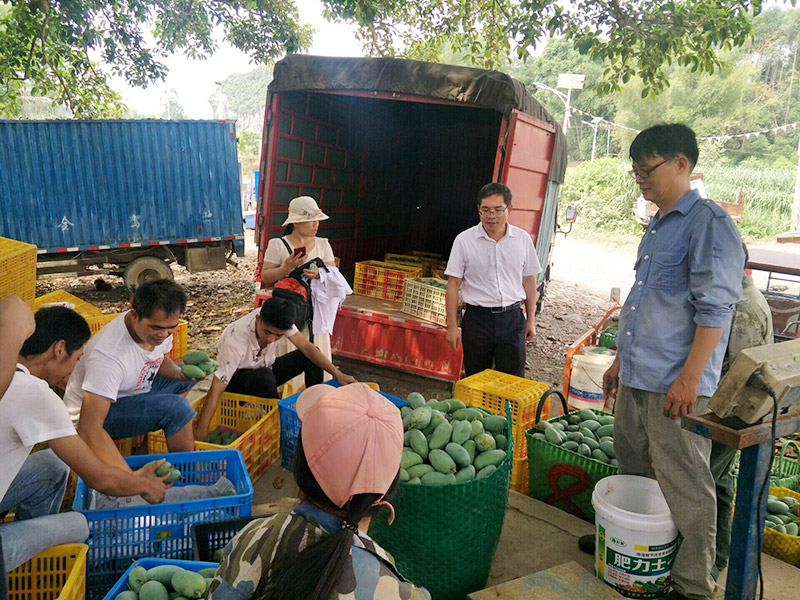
[123, 256, 173, 290]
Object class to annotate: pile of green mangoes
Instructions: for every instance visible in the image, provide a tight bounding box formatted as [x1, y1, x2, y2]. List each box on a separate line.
[116, 563, 216, 599]
[142, 460, 181, 484]
[204, 428, 240, 445]
[765, 494, 800, 536]
[529, 408, 618, 468]
[180, 351, 218, 379]
[399, 392, 509, 485]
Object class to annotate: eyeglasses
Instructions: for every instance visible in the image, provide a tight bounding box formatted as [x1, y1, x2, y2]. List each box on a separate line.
[479, 206, 508, 215]
[628, 157, 674, 179]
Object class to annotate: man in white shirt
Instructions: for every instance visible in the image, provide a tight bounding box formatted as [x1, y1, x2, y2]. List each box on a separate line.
[63, 279, 198, 471]
[0, 306, 169, 573]
[194, 296, 356, 441]
[445, 183, 541, 377]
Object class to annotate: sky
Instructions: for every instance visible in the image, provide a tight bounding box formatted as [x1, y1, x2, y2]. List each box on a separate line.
[111, 0, 364, 118]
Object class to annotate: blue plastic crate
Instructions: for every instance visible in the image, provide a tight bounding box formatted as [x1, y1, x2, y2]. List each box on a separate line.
[278, 381, 406, 469]
[73, 449, 253, 599]
[102, 557, 219, 599]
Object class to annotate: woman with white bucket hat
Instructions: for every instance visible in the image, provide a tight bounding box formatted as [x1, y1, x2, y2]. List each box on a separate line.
[261, 196, 342, 389]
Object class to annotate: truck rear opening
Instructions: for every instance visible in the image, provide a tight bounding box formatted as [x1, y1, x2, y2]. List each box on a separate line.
[255, 56, 567, 380]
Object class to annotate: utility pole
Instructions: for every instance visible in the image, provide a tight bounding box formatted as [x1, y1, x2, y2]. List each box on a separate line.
[792, 133, 800, 231]
[556, 73, 586, 133]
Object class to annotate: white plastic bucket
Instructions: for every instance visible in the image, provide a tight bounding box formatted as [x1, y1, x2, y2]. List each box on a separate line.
[592, 475, 678, 598]
[568, 347, 615, 410]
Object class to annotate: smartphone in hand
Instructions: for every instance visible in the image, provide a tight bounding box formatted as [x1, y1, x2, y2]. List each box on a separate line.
[293, 247, 306, 258]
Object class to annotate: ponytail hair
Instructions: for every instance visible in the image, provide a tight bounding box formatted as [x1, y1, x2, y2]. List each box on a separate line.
[252, 434, 399, 600]
[283, 224, 295, 236]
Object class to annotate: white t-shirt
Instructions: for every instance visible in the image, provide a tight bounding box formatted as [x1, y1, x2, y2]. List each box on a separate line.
[0, 364, 76, 501]
[445, 223, 542, 307]
[263, 236, 335, 266]
[63, 311, 173, 426]
[216, 309, 299, 385]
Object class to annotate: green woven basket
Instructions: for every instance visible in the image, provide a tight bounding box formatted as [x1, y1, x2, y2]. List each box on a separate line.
[732, 440, 800, 491]
[526, 390, 617, 523]
[368, 404, 513, 600]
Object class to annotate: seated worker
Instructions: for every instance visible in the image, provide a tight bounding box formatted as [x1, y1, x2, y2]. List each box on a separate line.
[193, 297, 356, 441]
[207, 383, 431, 599]
[0, 306, 170, 573]
[63, 279, 199, 471]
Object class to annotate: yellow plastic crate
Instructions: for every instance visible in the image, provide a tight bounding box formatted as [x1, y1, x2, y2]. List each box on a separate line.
[84, 313, 188, 362]
[0, 236, 37, 305]
[401, 277, 452, 327]
[384, 253, 436, 276]
[408, 250, 443, 260]
[148, 392, 279, 482]
[32, 291, 104, 319]
[511, 456, 529, 494]
[763, 487, 800, 567]
[353, 261, 423, 302]
[453, 369, 550, 461]
[7, 543, 88, 600]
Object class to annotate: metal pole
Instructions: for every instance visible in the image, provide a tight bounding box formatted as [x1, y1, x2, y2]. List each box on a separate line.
[606, 127, 611, 157]
[792, 133, 800, 231]
[563, 87, 572, 133]
[591, 124, 598, 160]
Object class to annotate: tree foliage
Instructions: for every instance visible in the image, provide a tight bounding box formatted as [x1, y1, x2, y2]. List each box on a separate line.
[1, 0, 791, 117]
[0, 0, 312, 117]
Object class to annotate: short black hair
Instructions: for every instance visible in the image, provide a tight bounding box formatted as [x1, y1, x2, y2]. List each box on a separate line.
[259, 297, 296, 331]
[131, 279, 187, 319]
[477, 182, 512, 206]
[629, 124, 699, 169]
[20, 306, 91, 357]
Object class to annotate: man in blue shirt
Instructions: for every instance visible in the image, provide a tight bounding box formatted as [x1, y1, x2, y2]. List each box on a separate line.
[603, 124, 744, 600]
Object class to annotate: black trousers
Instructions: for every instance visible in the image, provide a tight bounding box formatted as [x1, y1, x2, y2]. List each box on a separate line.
[227, 350, 323, 399]
[461, 305, 526, 377]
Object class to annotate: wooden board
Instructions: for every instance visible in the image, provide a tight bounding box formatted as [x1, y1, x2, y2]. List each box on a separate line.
[467, 561, 625, 600]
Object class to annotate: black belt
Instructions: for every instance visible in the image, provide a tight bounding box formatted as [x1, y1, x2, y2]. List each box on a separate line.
[465, 301, 522, 314]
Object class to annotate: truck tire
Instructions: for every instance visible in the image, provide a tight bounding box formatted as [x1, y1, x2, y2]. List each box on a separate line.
[123, 256, 173, 290]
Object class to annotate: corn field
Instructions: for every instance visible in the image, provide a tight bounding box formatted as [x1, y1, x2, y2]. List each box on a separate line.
[701, 165, 794, 238]
[561, 159, 796, 239]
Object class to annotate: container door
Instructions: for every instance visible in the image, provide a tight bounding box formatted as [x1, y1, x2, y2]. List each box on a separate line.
[494, 109, 556, 249]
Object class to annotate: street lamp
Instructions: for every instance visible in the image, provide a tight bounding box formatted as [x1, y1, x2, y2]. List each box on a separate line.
[556, 73, 585, 133]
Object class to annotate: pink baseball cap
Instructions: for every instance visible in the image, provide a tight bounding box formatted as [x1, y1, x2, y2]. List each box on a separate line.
[297, 383, 404, 509]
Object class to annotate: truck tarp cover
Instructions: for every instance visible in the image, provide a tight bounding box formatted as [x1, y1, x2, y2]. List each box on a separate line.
[270, 55, 567, 183]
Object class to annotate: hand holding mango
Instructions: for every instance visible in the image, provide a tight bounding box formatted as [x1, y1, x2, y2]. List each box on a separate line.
[141, 459, 181, 484]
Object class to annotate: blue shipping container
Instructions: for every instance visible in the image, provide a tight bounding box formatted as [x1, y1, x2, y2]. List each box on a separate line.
[0, 120, 243, 253]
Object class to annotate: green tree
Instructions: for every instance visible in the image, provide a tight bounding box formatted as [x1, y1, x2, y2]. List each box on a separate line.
[0, 0, 787, 117]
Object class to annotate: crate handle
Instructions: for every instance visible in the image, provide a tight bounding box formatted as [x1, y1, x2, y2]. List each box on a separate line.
[534, 389, 568, 424]
[776, 440, 800, 478]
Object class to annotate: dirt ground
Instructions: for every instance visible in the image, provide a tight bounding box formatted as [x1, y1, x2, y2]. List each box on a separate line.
[35, 234, 620, 398]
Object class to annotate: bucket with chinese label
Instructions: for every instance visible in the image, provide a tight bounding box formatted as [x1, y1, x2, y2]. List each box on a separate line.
[592, 475, 678, 598]
[568, 347, 615, 410]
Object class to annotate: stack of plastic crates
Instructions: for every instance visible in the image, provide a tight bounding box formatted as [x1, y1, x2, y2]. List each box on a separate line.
[72, 449, 253, 598]
[84, 313, 188, 362]
[353, 261, 422, 301]
[453, 369, 551, 494]
[0, 236, 37, 305]
[6, 544, 88, 600]
[148, 392, 280, 483]
[400, 277, 451, 326]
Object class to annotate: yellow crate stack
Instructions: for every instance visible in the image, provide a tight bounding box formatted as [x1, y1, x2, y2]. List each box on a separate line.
[32, 290, 105, 319]
[0, 237, 37, 305]
[453, 370, 551, 494]
[353, 260, 422, 302]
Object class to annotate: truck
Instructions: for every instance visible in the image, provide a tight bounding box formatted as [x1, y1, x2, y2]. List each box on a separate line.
[0, 119, 245, 289]
[255, 55, 567, 381]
